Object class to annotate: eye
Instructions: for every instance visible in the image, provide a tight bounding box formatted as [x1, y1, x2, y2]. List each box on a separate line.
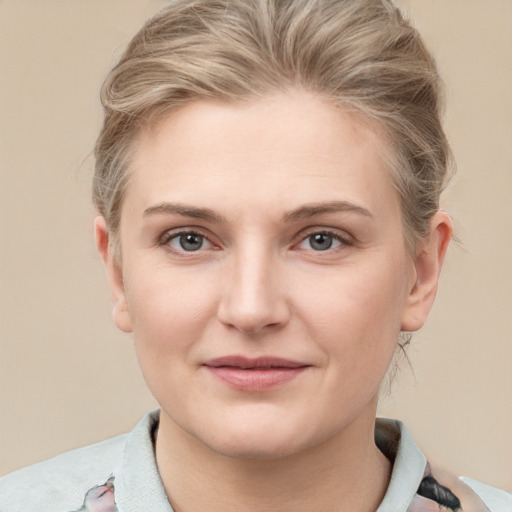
[165, 232, 213, 252]
[297, 231, 347, 252]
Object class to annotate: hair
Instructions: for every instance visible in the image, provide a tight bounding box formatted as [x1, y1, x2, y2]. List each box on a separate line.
[93, 0, 454, 254]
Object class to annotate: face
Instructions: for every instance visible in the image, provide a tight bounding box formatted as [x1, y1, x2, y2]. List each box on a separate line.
[97, 90, 449, 459]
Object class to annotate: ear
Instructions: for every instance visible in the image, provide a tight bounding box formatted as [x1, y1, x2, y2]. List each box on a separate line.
[401, 211, 453, 332]
[94, 216, 133, 333]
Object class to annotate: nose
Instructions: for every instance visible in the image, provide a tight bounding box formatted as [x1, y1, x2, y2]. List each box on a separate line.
[217, 247, 290, 335]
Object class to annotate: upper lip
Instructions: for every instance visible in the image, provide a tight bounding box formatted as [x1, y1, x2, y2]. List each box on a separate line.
[203, 356, 309, 369]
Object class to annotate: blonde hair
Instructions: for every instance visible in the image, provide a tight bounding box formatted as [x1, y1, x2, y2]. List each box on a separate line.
[94, 0, 453, 252]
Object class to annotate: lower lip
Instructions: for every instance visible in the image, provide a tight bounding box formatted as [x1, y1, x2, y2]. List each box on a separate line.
[205, 366, 308, 391]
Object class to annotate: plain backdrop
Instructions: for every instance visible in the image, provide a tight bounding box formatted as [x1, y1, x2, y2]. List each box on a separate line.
[1, 0, 511, 489]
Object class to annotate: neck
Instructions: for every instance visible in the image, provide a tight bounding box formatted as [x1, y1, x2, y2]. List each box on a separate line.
[155, 403, 391, 512]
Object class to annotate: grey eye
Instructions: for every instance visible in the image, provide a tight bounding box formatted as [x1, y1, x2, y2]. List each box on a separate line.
[297, 232, 343, 251]
[179, 233, 204, 251]
[308, 233, 334, 251]
[168, 233, 210, 252]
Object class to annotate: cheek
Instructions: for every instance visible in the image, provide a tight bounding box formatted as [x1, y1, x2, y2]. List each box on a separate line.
[297, 256, 409, 372]
[125, 265, 222, 414]
[124, 264, 219, 362]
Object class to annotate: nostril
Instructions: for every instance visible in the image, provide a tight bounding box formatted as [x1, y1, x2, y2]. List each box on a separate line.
[217, 256, 290, 333]
[217, 295, 290, 334]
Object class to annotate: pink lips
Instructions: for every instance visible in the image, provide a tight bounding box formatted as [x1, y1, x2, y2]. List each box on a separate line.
[203, 356, 309, 391]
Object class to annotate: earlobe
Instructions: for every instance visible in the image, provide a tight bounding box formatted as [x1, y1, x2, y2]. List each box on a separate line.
[94, 216, 133, 333]
[400, 211, 453, 332]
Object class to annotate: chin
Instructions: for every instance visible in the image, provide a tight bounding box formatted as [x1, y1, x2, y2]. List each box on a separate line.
[188, 411, 329, 461]
[206, 431, 307, 460]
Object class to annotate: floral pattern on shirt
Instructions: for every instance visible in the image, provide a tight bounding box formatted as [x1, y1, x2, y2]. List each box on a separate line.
[71, 477, 117, 512]
[71, 464, 492, 512]
[408, 463, 491, 511]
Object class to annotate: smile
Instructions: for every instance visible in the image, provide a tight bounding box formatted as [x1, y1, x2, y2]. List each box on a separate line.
[203, 356, 310, 391]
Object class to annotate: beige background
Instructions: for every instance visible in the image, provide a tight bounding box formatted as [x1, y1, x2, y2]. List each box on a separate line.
[1, 0, 511, 490]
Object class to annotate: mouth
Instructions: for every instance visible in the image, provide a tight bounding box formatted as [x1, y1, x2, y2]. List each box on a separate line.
[202, 356, 311, 391]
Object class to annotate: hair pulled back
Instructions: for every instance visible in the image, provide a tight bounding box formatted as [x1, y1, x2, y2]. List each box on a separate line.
[94, 0, 453, 252]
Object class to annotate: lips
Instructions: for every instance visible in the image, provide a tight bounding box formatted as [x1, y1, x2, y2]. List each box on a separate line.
[203, 356, 310, 391]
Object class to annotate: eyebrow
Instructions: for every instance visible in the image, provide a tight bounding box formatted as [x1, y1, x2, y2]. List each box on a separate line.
[143, 203, 227, 223]
[143, 200, 373, 223]
[283, 201, 373, 221]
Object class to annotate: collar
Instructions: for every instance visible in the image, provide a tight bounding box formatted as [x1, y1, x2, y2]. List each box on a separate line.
[114, 410, 173, 511]
[375, 418, 427, 511]
[112, 412, 427, 512]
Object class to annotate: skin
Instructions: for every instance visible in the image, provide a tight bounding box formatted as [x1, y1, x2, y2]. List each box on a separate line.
[96, 90, 452, 512]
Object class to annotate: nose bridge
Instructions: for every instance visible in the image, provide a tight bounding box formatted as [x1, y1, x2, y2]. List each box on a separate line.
[218, 237, 288, 334]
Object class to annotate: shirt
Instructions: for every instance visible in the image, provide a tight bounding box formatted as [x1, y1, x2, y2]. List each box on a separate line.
[0, 411, 510, 511]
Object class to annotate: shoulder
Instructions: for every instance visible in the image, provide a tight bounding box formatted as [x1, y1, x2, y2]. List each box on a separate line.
[375, 419, 512, 512]
[0, 434, 127, 512]
[460, 477, 512, 512]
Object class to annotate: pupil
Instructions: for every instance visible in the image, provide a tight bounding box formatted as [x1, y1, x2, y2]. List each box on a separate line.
[311, 233, 332, 251]
[180, 233, 203, 251]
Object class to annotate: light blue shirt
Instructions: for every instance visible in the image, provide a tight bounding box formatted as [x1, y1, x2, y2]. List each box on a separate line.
[0, 411, 510, 511]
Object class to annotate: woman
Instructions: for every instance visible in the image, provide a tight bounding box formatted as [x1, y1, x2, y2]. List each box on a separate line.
[0, 0, 510, 510]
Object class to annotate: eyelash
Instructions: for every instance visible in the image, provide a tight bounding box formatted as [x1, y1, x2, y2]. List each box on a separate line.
[158, 227, 354, 255]
[294, 229, 354, 253]
[159, 229, 216, 255]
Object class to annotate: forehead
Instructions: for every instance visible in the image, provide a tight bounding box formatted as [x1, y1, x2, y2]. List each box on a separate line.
[125, 91, 399, 220]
